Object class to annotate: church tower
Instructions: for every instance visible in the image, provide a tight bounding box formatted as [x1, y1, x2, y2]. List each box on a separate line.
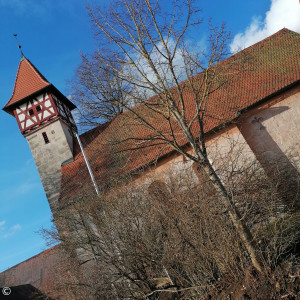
[3, 55, 77, 212]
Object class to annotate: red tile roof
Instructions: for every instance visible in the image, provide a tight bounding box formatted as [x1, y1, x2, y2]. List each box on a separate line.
[3, 58, 50, 113]
[58, 28, 300, 203]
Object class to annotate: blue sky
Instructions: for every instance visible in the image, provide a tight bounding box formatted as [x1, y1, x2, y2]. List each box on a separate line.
[0, 0, 299, 272]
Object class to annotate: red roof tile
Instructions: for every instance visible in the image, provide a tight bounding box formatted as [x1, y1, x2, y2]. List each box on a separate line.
[58, 28, 300, 202]
[3, 58, 50, 113]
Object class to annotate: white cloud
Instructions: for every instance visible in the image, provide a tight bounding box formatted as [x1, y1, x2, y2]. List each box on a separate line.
[11, 224, 21, 231]
[132, 38, 187, 87]
[71, 108, 81, 125]
[0, 221, 21, 239]
[230, 0, 300, 53]
[125, 37, 206, 100]
[3, 223, 21, 238]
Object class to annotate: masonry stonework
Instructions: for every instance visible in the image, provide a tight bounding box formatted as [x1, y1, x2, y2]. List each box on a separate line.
[26, 118, 74, 211]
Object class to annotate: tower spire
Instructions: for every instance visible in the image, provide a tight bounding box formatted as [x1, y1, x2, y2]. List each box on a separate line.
[13, 34, 25, 60]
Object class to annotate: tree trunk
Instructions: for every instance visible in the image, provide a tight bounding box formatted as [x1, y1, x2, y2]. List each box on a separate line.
[198, 156, 264, 273]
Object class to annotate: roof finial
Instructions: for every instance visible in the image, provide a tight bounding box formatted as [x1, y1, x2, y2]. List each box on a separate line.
[13, 34, 25, 60]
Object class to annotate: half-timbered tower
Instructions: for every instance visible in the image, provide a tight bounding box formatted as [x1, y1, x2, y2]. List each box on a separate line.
[3, 55, 77, 211]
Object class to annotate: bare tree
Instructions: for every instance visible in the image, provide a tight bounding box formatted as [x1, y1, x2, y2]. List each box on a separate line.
[71, 52, 131, 129]
[71, 0, 264, 271]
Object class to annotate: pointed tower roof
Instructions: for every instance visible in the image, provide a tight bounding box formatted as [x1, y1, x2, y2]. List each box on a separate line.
[3, 58, 51, 113]
[3, 57, 76, 115]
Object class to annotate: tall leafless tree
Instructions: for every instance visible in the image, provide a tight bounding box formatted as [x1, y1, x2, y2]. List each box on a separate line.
[44, 151, 300, 298]
[71, 53, 131, 128]
[71, 0, 264, 271]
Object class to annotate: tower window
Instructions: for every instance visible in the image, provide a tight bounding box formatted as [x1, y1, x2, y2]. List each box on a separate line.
[36, 105, 42, 112]
[28, 109, 34, 116]
[42, 132, 50, 144]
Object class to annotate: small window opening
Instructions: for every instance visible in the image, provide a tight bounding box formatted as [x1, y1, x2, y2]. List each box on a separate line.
[28, 109, 34, 116]
[36, 105, 42, 112]
[148, 181, 171, 202]
[42, 132, 50, 144]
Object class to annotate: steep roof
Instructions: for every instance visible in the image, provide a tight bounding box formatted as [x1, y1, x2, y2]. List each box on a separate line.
[3, 58, 50, 113]
[59, 28, 300, 203]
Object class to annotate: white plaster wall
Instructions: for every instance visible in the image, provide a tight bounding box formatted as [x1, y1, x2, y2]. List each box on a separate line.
[238, 88, 300, 170]
[134, 125, 257, 192]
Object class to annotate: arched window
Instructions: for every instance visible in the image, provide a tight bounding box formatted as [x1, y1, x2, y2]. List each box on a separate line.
[148, 180, 170, 202]
[192, 162, 216, 195]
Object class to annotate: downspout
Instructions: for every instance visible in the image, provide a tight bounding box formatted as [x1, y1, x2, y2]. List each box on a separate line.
[75, 132, 99, 195]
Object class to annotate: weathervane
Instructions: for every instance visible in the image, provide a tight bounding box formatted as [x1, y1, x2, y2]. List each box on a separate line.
[13, 34, 25, 60]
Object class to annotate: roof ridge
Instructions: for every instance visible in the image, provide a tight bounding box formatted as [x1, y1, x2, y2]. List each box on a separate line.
[8, 60, 23, 107]
[24, 58, 49, 85]
[232, 28, 296, 55]
[204, 28, 299, 75]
